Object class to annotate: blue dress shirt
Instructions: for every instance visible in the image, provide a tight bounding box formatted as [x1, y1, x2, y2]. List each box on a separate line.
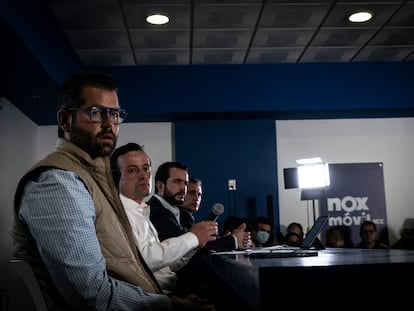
[19, 168, 171, 310]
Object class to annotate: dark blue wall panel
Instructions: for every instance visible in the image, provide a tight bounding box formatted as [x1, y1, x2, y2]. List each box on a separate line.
[0, 16, 59, 124]
[174, 119, 280, 233]
[103, 62, 414, 124]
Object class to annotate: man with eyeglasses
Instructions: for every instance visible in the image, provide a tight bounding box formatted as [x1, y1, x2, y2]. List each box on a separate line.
[12, 72, 208, 310]
[355, 220, 389, 249]
[65, 105, 127, 125]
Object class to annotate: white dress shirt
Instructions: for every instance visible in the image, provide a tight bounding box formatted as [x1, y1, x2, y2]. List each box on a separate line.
[120, 193, 198, 291]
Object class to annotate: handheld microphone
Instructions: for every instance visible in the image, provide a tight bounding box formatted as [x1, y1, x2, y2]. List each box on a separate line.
[205, 203, 224, 221]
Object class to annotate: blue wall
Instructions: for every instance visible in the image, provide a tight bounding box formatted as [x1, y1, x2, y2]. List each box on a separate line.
[105, 62, 414, 123]
[174, 119, 279, 233]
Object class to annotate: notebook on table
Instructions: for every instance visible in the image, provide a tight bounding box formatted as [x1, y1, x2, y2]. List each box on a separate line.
[246, 215, 329, 258]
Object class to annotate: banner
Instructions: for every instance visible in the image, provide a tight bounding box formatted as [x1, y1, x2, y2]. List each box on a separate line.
[319, 162, 388, 246]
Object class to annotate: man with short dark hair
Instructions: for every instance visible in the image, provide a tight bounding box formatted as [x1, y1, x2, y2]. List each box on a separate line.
[148, 163, 250, 251]
[355, 220, 389, 249]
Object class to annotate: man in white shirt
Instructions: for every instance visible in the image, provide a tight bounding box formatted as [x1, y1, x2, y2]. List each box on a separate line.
[110, 142, 218, 292]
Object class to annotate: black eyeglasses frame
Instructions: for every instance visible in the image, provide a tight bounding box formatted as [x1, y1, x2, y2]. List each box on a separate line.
[66, 105, 127, 124]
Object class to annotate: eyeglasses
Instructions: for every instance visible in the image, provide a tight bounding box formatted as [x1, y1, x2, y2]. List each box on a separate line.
[362, 229, 376, 234]
[67, 106, 127, 124]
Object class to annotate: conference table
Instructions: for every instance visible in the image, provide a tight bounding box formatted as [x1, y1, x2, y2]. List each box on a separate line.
[202, 247, 414, 310]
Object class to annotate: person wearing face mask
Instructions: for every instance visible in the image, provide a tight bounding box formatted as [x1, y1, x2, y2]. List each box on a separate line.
[251, 216, 274, 248]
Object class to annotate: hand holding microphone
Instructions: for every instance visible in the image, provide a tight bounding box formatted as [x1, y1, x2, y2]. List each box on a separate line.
[189, 203, 224, 248]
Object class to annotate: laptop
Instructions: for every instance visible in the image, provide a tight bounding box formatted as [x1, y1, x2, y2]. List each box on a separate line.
[246, 215, 329, 258]
[298, 215, 329, 249]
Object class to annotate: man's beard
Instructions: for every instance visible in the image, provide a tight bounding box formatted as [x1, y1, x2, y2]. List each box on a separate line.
[164, 189, 185, 207]
[70, 124, 117, 159]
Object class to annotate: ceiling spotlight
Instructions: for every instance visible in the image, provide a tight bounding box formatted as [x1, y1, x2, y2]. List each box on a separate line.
[348, 11, 373, 23]
[146, 14, 169, 25]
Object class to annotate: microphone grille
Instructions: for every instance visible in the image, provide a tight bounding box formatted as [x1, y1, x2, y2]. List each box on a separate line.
[212, 203, 224, 215]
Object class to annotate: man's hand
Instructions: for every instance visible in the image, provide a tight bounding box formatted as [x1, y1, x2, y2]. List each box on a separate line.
[189, 221, 218, 248]
[232, 222, 251, 249]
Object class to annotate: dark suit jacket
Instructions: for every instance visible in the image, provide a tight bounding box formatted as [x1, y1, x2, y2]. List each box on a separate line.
[147, 195, 238, 297]
[147, 195, 186, 241]
[180, 210, 195, 232]
[147, 195, 236, 251]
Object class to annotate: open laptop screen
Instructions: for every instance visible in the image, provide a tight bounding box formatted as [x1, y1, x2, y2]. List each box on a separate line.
[300, 215, 329, 249]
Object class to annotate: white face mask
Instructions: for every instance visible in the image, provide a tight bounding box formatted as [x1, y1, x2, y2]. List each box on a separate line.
[256, 230, 270, 244]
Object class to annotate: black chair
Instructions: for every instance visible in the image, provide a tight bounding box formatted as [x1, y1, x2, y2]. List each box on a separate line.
[11, 259, 48, 311]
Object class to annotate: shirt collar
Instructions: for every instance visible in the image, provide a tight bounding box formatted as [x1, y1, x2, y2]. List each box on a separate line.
[120, 193, 150, 217]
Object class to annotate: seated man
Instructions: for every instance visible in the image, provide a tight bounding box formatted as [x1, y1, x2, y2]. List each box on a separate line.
[325, 226, 346, 248]
[148, 162, 250, 252]
[355, 220, 389, 249]
[12, 72, 171, 310]
[146, 162, 250, 307]
[325, 225, 354, 248]
[110, 142, 217, 293]
[250, 216, 275, 248]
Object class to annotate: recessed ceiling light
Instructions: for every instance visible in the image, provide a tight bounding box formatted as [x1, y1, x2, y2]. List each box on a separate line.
[348, 11, 373, 23]
[146, 14, 169, 25]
